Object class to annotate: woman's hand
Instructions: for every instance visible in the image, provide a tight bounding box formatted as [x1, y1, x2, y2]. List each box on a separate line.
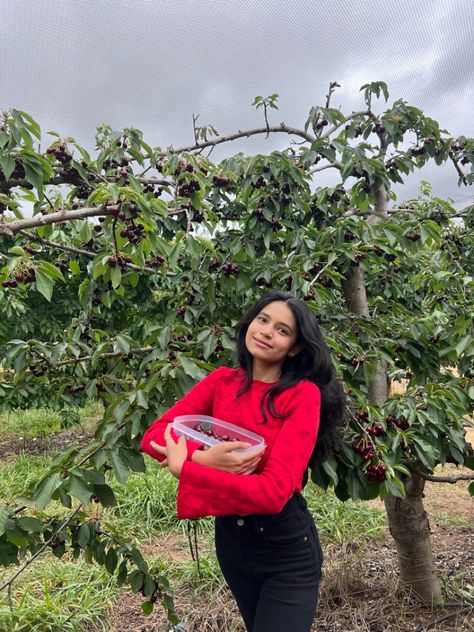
[192, 442, 264, 475]
[162, 425, 188, 479]
[149, 441, 169, 467]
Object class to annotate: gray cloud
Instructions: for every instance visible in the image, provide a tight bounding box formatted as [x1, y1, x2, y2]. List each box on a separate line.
[0, 0, 472, 205]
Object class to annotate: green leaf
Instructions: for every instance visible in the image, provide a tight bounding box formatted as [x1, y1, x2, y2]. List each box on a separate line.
[321, 456, 339, 486]
[111, 265, 122, 289]
[77, 523, 91, 548]
[15, 110, 41, 138]
[69, 259, 80, 274]
[35, 269, 54, 301]
[17, 517, 43, 533]
[385, 476, 406, 498]
[105, 547, 118, 573]
[68, 474, 93, 504]
[141, 601, 154, 615]
[109, 450, 130, 484]
[0, 506, 8, 537]
[0, 541, 19, 566]
[0, 154, 15, 180]
[130, 546, 148, 572]
[179, 355, 206, 380]
[455, 334, 471, 358]
[34, 473, 62, 510]
[469, 482, 474, 496]
[115, 334, 131, 354]
[37, 261, 65, 281]
[136, 389, 149, 409]
[21, 153, 44, 197]
[190, 190, 201, 210]
[93, 484, 117, 507]
[128, 569, 144, 593]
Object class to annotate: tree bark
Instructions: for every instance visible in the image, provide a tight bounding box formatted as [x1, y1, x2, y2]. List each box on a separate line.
[384, 475, 443, 605]
[342, 266, 369, 315]
[342, 183, 443, 604]
[368, 359, 388, 404]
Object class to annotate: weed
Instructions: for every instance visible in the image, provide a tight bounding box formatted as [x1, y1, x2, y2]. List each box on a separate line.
[0, 401, 103, 438]
[0, 453, 50, 501]
[303, 482, 386, 544]
[103, 465, 180, 540]
[0, 556, 118, 631]
[433, 512, 472, 527]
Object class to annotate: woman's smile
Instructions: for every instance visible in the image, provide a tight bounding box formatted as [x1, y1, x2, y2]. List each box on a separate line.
[253, 337, 272, 349]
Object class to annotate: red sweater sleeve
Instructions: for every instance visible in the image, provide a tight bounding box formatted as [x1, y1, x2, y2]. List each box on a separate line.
[141, 367, 223, 463]
[176, 382, 321, 519]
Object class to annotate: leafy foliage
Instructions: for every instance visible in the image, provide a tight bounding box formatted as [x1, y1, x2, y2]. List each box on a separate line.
[0, 83, 473, 618]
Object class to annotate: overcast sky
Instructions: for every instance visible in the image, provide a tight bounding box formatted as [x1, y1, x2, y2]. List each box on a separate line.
[1, 0, 473, 206]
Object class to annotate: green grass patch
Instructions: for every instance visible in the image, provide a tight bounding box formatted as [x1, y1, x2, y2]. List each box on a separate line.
[0, 453, 50, 502]
[0, 401, 103, 438]
[0, 556, 118, 632]
[153, 554, 224, 594]
[103, 464, 181, 541]
[433, 512, 472, 527]
[303, 483, 386, 543]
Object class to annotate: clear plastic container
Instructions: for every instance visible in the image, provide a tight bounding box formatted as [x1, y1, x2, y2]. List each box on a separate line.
[172, 415, 266, 454]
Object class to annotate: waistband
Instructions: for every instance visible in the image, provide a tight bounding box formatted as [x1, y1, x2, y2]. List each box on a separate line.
[219, 492, 307, 521]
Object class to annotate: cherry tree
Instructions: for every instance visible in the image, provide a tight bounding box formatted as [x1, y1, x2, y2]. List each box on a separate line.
[0, 82, 473, 615]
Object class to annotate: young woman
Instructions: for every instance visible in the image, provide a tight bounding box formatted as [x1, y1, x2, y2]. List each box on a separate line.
[141, 291, 346, 632]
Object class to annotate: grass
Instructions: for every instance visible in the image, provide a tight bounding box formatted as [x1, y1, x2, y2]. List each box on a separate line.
[0, 401, 103, 438]
[153, 554, 224, 594]
[103, 465, 181, 540]
[433, 512, 472, 527]
[303, 483, 387, 543]
[0, 556, 118, 632]
[0, 453, 51, 502]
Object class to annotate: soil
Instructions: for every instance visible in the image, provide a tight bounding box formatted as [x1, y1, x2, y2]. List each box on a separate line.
[0, 427, 93, 460]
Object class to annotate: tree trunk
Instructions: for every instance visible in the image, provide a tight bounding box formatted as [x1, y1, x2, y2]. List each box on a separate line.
[342, 184, 442, 603]
[342, 266, 369, 315]
[368, 359, 388, 404]
[384, 474, 443, 605]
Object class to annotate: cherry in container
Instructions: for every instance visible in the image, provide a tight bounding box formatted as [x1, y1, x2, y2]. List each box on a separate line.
[172, 415, 266, 454]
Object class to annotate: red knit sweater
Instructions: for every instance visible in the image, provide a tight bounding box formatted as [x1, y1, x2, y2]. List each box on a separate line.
[141, 366, 321, 520]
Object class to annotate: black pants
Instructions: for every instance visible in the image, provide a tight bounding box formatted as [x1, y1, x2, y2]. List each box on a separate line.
[215, 493, 323, 632]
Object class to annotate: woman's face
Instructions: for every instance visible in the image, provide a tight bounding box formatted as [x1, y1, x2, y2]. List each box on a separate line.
[245, 301, 299, 367]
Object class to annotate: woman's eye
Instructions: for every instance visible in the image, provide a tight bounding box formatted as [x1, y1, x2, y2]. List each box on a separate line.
[279, 328, 289, 336]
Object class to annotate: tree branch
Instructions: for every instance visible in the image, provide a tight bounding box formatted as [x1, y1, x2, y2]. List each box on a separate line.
[412, 606, 473, 632]
[0, 204, 117, 236]
[322, 109, 371, 140]
[1, 202, 185, 237]
[54, 345, 155, 367]
[449, 154, 467, 185]
[0, 503, 84, 595]
[18, 230, 169, 276]
[405, 462, 474, 484]
[325, 81, 340, 108]
[172, 124, 315, 153]
[310, 160, 342, 174]
[1, 174, 171, 191]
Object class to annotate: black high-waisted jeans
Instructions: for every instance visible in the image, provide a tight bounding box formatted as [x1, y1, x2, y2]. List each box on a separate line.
[215, 493, 323, 632]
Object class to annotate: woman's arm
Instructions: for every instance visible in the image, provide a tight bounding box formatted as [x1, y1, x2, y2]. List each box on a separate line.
[175, 382, 321, 519]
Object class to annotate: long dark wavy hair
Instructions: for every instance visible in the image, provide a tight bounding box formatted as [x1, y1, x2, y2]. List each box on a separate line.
[236, 290, 346, 467]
